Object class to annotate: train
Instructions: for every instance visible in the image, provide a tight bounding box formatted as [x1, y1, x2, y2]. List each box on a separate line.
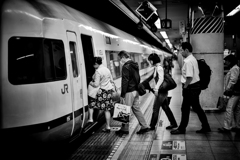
[0, 0, 172, 145]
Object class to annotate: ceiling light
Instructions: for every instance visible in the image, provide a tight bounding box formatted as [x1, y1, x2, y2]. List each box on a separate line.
[227, 4, 240, 16]
[160, 31, 168, 39]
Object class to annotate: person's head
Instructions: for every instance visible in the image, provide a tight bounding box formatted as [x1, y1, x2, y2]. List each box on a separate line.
[180, 42, 193, 58]
[118, 50, 130, 64]
[148, 53, 161, 66]
[93, 57, 102, 69]
[224, 54, 237, 69]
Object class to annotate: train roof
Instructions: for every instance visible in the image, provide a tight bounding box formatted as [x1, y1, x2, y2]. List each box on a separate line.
[1, 0, 166, 53]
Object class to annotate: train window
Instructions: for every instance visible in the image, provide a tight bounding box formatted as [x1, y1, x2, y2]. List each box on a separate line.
[105, 50, 121, 80]
[8, 37, 66, 85]
[69, 42, 79, 77]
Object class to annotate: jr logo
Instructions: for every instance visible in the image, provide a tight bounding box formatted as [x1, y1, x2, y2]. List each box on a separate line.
[61, 84, 69, 94]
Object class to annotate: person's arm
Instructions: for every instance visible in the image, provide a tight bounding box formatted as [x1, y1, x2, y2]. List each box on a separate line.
[120, 66, 129, 98]
[90, 71, 101, 88]
[183, 62, 193, 88]
[154, 66, 164, 92]
[226, 66, 239, 91]
[184, 77, 193, 88]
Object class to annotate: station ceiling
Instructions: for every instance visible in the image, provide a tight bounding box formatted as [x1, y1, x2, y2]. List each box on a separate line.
[57, 0, 240, 52]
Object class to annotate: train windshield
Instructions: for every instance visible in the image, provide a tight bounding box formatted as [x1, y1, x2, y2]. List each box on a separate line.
[8, 37, 67, 85]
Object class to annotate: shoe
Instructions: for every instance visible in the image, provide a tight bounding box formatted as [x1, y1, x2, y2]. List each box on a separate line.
[166, 124, 178, 130]
[115, 130, 129, 134]
[196, 128, 211, 133]
[136, 128, 150, 134]
[149, 126, 155, 130]
[170, 129, 185, 134]
[86, 121, 93, 125]
[102, 128, 111, 133]
[218, 127, 230, 133]
[231, 127, 240, 132]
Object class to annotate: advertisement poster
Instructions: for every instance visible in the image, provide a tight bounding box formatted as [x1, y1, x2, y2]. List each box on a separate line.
[159, 154, 186, 160]
[149, 154, 157, 160]
[161, 141, 185, 150]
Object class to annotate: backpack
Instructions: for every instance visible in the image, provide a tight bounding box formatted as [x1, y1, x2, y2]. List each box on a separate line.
[197, 59, 212, 90]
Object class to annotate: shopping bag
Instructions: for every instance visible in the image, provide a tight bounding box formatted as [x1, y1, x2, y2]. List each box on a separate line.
[113, 103, 131, 123]
[88, 84, 99, 99]
[217, 96, 229, 111]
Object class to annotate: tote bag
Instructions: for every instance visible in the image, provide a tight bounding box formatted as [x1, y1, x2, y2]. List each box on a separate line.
[113, 103, 131, 123]
[158, 73, 177, 92]
[88, 84, 100, 99]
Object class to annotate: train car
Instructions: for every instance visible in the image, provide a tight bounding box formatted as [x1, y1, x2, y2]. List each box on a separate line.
[0, 0, 171, 145]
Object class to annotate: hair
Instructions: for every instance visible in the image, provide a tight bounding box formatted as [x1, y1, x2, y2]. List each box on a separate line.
[148, 53, 161, 65]
[181, 42, 193, 52]
[118, 50, 130, 59]
[93, 57, 102, 65]
[225, 54, 238, 68]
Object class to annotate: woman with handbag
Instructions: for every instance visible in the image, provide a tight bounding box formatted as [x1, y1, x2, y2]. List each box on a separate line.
[148, 53, 178, 131]
[218, 58, 240, 132]
[88, 57, 115, 133]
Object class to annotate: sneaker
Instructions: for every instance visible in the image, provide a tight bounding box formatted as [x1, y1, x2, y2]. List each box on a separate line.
[136, 128, 150, 134]
[196, 128, 211, 133]
[166, 124, 178, 130]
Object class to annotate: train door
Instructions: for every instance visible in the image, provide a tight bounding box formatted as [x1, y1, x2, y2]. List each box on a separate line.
[66, 31, 83, 136]
[80, 34, 101, 125]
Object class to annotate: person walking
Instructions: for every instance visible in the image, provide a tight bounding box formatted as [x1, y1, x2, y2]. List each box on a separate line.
[116, 50, 150, 134]
[88, 57, 115, 133]
[218, 58, 240, 132]
[147, 53, 178, 131]
[171, 42, 211, 134]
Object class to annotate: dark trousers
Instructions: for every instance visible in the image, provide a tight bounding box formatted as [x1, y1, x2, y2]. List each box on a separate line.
[178, 84, 210, 131]
[150, 92, 177, 128]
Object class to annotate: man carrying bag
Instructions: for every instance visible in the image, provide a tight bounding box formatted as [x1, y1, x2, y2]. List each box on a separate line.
[115, 50, 150, 134]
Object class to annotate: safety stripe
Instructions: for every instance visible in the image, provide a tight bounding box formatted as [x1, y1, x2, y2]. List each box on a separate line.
[191, 16, 224, 34]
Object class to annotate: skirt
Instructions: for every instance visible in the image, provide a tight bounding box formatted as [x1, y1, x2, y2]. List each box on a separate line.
[89, 88, 114, 111]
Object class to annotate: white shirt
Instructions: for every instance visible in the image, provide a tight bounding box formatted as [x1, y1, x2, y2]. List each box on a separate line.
[154, 63, 164, 91]
[92, 65, 114, 90]
[181, 54, 200, 84]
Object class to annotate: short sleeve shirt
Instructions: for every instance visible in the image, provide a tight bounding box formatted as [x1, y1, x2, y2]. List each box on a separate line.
[181, 54, 200, 84]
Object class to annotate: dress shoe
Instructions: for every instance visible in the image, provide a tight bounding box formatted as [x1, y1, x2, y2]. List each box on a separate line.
[102, 128, 111, 133]
[149, 126, 155, 130]
[231, 127, 240, 132]
[136, 128, 150, 134]
[218, 127, 230, 133]
[166, 124, 178, 130]
[196, 128, 211, 133]
[115, 130, 129, 134]
[170, 129, 185, 134]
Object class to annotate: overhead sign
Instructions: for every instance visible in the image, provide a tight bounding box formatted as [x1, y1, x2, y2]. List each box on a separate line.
[161, 19, 172, 29]
[135, 1, 157, 21]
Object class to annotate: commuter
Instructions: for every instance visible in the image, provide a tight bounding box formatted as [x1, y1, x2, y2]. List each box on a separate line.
[116, 50, 150, 134]
[88, 57, 115, 133]
[171, 42, 211, 134]
[218, 58, 240, 133]
[147, 53, 178, 131]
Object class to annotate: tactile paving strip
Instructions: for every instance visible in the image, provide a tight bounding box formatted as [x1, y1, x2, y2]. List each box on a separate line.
[117, 96, 161, 160]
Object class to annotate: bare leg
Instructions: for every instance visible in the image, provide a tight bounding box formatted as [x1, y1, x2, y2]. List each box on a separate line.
[88, 108, 94, 122]
[105, 110, 111, 129]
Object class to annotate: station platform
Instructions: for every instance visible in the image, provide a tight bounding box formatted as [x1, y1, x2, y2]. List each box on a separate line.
[66, 61, 240, 160]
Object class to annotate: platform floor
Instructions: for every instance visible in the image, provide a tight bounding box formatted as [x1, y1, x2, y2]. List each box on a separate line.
[67, 61, 240, 160]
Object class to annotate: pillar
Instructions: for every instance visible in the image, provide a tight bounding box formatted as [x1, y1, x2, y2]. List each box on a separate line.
[190, 16, 224, 109]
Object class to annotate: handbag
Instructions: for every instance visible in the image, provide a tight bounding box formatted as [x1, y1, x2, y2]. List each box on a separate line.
[217, 96, 229, 111]
[88, 84, 100, 99]
[111, 82, 120, 102]
[113, 103, 131, 123]
[158, 73, 177, 92]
